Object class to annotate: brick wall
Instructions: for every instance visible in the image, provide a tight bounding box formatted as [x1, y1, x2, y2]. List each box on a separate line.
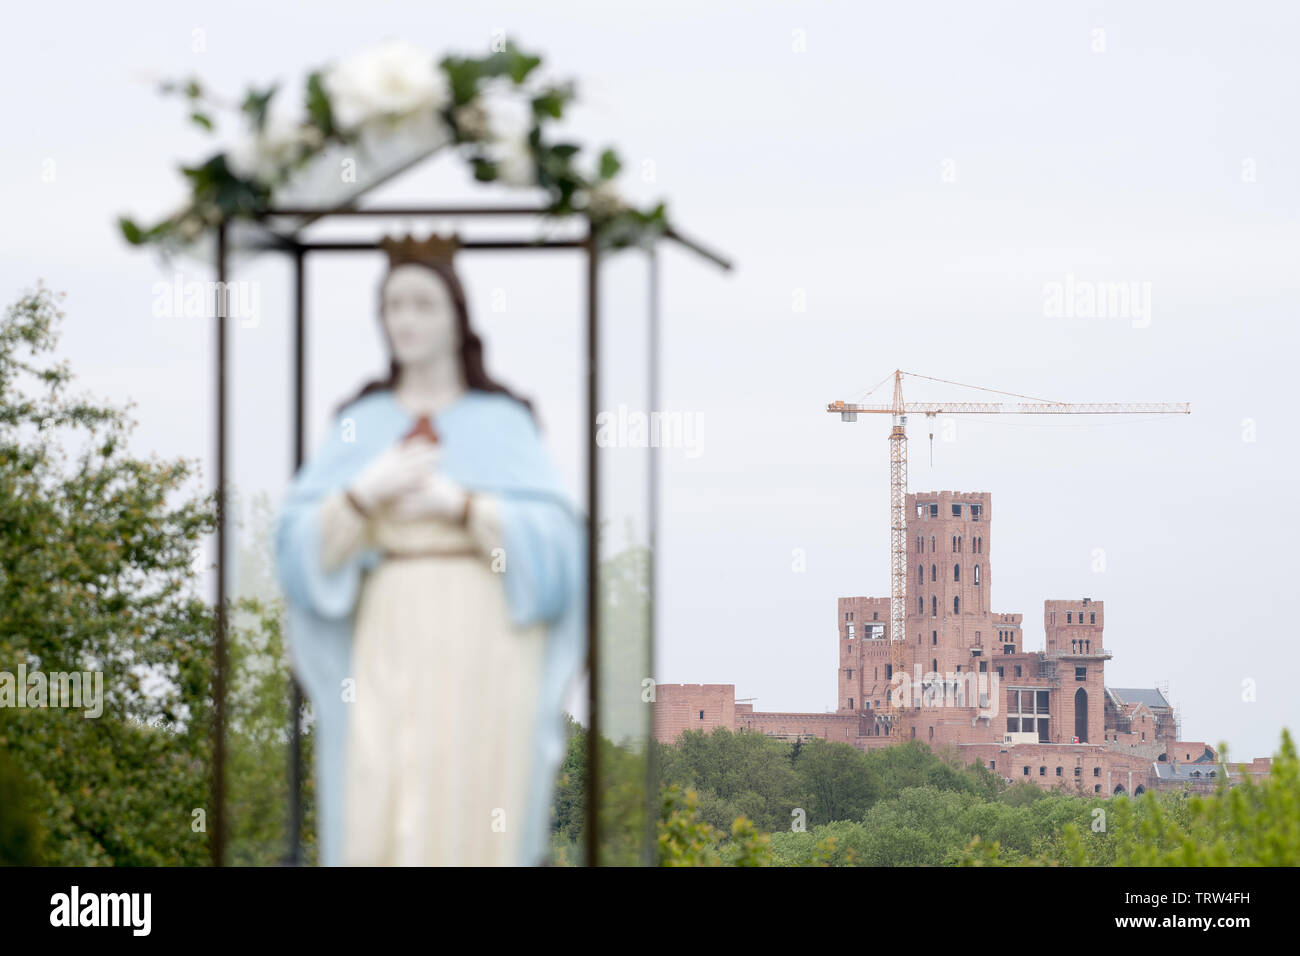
[737, 711, 860, 743]
[652, 684, 736, 743]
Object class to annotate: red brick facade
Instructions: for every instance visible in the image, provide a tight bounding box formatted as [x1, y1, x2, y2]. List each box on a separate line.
[653, 683, 736, 741]
[653, 490, 1268, 795]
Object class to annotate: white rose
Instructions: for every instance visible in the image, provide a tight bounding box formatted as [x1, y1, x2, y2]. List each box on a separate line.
[585, 179, 626, 219]
[226, 100, 310, 185]
[479, 84, 536, 187]
[323, 39, 448, 132]
[493, 137, 537, 187]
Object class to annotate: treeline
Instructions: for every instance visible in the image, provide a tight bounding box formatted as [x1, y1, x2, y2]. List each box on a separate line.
[551, 723, 1300, 866]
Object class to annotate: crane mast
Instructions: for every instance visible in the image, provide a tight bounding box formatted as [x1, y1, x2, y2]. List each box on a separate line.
[829, 370, 1189, 742]
[886, 372, 907, 739]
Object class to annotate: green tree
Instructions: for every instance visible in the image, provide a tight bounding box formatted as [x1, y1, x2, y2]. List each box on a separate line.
[656, 728, 807, 833]
[656, 785, 772, 867]
[657, 786, 722, 866]
[0, 285, 298, 866]
[0, 284, 216, 865]
[863, 740, 999, 801]
[549, 714, 587, 860]
[793, 738, 878, 824]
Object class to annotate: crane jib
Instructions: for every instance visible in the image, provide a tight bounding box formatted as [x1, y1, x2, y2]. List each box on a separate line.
[828, 403, 1191, 414]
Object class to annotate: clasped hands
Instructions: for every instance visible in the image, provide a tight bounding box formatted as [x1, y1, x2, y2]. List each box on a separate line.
[347, 437, 471, 523]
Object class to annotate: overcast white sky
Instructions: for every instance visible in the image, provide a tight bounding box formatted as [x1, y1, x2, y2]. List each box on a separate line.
[2, 1, 1297, 761]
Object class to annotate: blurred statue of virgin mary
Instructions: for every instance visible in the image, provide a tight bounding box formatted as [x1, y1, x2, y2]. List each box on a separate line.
[275, 234, 584, 866]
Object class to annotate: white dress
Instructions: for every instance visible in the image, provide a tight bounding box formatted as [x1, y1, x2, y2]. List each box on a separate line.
[317, 490, 546, 866]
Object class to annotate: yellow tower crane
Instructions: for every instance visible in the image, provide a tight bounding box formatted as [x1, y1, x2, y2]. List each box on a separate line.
[827, 369, 1190, 741]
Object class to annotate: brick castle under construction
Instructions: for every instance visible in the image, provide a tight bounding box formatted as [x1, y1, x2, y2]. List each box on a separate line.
[654, 491, 1270, 795]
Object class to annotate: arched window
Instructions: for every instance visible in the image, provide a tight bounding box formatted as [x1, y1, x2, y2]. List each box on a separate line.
[958, 536, 962, 553]
[917, 564, 924, 586]
[954, 564, 960, 582]
[917, 595, 924, 614]
[951, 535, 956, 552]
[953, 596, 960, 614]
[931, 595, 937, 617]
[930, 535, 935, 553]
[974, 564, 981, 585]
[1074, 687, 1089, 743]
[931, 564, 936, 582]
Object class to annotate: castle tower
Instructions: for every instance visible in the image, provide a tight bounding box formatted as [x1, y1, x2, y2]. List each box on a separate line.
[992, 612, 1023, 654]
[905, 491, 995, 681]
[838, 596, 892, 725]
[1044, 598, 1109, 743]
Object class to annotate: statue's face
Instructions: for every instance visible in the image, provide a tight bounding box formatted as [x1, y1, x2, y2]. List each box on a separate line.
[381, 265, 459, 368]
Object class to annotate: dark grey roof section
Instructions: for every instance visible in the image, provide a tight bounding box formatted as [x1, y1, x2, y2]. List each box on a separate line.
[1153, 761, 1230, 781]
[1108, 687, 1171, 709]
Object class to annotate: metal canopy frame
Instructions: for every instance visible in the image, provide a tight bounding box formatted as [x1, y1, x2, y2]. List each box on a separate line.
[210, 203, 730, 868]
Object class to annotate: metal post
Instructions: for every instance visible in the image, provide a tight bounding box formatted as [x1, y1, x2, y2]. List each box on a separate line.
[584, 225, 601, 867]
[287, 245, 306, 865]
[643, 243, 660, 866]
[888, 371, 908, 740]
[212, 218, 228, 867]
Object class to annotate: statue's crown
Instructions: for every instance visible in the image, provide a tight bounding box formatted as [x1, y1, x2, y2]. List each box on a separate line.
[380, 232, 460, 267]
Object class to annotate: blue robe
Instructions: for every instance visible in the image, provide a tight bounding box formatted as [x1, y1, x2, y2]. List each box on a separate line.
[274, 388, 585, 866]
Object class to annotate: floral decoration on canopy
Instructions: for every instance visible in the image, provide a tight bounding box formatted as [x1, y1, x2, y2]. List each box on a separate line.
[119, 38, 667, 253]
